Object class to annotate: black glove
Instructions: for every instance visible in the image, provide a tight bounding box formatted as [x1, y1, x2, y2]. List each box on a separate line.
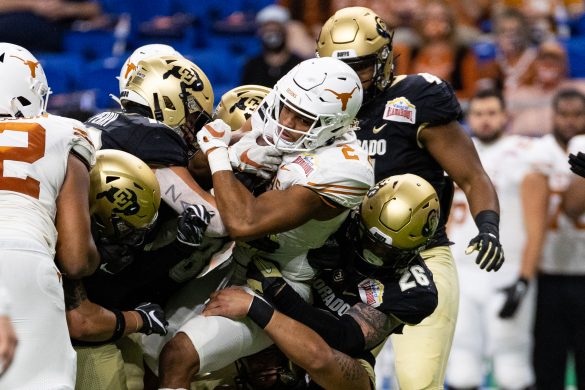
[499, 277, 529, 319]
[246, 258, 287, 301]
[97, 239, 134, 274]
[569, 152, 585, 178]
[134, 302, 168, 336]
[466, 210, 505, 272]
[176, 204, 213, 247]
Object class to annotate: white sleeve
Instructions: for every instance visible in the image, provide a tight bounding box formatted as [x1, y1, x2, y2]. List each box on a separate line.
[0, 286, 10, 317]
[154, 167, 228, 238]
[70, 124, 97, 168]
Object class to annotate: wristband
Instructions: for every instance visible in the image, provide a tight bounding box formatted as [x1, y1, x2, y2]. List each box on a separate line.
[107, 308, 126, 343]
[207, 147, 232, 174]
[474, 210, 500, 236]
[247, 296, 275, 329]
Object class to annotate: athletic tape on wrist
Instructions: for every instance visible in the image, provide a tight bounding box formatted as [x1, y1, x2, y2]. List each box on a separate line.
[208, 147, 232, 174]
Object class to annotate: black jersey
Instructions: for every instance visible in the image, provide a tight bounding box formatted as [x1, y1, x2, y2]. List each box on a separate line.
[312, 256, 438, 329]
[82, 203, 191, 309]
[356, 74, 463, 246]
[85, 111, 188, 167]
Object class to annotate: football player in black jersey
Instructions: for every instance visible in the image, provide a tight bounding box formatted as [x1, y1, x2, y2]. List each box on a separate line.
[203, 174, 441, 390]
[63, 150, 172, 389]
[315, 7, 504, 389]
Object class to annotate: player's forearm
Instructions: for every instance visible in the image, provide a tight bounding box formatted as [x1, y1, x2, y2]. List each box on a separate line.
[265, 311, 370, 390]
[269, 282, 365, 355]
[520, 172, 550, 279]
[211, 170, 265, 240]
[155, 167, 227, 237]
[463, 174, 501, 218]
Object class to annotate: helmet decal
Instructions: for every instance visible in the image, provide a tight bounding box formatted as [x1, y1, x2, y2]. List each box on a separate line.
[324, 86, 358, 111]
[96, 185, 140, 216]
[10, 55, 40, 77]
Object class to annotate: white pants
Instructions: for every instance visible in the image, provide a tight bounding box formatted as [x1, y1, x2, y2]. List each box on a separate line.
[176, 263, 312, 374]
[446, 263, 536, 389]
[0, 247, 76, 390]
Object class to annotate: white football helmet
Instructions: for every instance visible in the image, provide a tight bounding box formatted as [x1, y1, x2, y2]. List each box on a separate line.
[118, 44, 181, 94]
[0, 42, 51, 117]
[259, 57, 362, 152]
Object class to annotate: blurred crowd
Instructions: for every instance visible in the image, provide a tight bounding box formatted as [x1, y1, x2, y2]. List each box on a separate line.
[0, 0, 584, 137]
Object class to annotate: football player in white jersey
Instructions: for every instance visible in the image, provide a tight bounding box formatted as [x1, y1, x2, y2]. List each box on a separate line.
[529, 88, 585, 389]
[446, 90, 544, 390]
[0, 43, 98, 389]
[157, 57, 375, 389]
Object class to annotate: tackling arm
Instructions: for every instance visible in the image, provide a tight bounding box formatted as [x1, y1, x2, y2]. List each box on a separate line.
[55, 154, 100, 279]
[64, 278, 168, 342]
[203, 287, 372, 390]
[211, 170, 343, 241]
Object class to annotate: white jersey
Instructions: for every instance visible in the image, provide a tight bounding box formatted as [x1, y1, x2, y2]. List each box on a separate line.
[449, 135, 535, 285]
[236, 131, 375, 282]
[531, 134, 585, 274]
[0, 114, 95, 255]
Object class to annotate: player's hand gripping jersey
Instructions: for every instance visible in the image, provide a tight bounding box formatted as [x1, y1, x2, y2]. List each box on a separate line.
[0, 114, 95, 252]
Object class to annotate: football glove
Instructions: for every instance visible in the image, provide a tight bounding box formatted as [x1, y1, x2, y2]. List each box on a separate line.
[499, 277, 529, 319]
[176, 204, 213, 247]
[466, 210, 505, 272]
[228, 129, 283, 180]
[569, 152, 585, 179]
[97, 239, 134, 274]
[246, 258, 286, 301]
[196, 119, 232, 155]
[134, 302, 168, 336]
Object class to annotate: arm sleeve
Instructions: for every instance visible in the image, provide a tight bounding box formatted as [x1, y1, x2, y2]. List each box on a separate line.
[269, 283, 365, 355]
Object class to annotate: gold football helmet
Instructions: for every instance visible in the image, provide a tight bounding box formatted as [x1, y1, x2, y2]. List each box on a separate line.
[120, 54, 214, 156]
[353, 173, 440, 270]
[317, 6, 393, 96]
[213, 85, 271, 130]
[90, 149, 161, 245]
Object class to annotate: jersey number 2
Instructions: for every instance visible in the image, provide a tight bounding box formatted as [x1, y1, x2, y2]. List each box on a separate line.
[0, 122, 46, 199]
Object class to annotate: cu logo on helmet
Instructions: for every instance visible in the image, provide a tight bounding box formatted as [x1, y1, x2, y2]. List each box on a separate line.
[366, 178, 390, 198]
[97, 187, 140, 216]
[163, 65, 204, 91]
[230, 96, 263, 119]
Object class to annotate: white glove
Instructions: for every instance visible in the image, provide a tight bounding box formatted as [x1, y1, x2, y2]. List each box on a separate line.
[196, 119, 232, 155]
[228, 129, 283, 180]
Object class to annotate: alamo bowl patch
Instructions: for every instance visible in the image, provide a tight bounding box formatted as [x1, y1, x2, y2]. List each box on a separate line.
[358, 278, 384, 308]
[291, 154, 316, 176]
[383, 97, 416, 124]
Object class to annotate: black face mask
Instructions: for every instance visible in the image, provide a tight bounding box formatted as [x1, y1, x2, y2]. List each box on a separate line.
[261, 31, 286, 52]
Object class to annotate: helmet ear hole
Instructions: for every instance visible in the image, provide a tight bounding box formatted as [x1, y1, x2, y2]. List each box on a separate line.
[163, 96, 175, 110]
[16, 96, 31, 106]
